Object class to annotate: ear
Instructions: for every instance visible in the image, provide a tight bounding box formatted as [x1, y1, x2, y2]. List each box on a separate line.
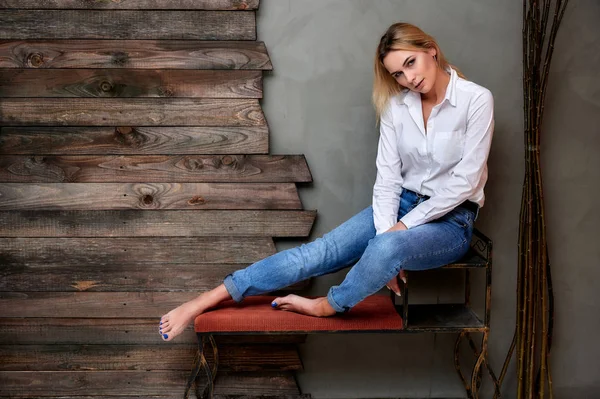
[427, 48, 437, 58]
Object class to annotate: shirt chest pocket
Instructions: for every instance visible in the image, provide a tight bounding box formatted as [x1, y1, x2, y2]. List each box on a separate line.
[432, 129, 465, 164]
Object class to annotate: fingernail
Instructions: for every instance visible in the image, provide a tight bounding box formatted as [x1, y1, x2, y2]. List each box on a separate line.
[401, 277, 407, 284]
[162, 334, 168, 339]
[271, 302, 277, 308]
[395, 291, 402, 297]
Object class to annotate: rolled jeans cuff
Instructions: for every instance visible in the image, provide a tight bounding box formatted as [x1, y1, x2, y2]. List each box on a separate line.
[223, 274, 243, 303]
[327, 288, 349, 313]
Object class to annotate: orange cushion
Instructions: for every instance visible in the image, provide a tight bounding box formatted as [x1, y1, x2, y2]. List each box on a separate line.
[194, 295, 403, 333]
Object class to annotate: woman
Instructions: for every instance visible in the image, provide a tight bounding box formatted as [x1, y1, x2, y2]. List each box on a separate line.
[159, 22, 494, 341]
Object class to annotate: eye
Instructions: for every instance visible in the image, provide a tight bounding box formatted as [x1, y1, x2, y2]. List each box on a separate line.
[408, 59, 415, 66]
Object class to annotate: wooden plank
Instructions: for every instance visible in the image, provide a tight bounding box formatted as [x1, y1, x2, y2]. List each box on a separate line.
[0, 210, 316, 237]
[0, 69, 263, 98]
[0, 318, 198, 345]
[0, 98, 265, 126]
[0, 126, 269, 155]
[0, 156, 312, 183]
[0, 292, 216, 317]
[0, 371, 199, 396]
[0, 183, 303, 210]
[213, 372, 300, 396]
[0, 262, 311, 292]
[0, 344, 197, 371]
[0, 319, 307, 345]
[0, 10, 256, 40]
[0, 371, 299, 396]
[0, 344, 301, 372]
[0, 263, 245, 291]
[0, 0, 260, 10]
[0, 237, 276, 265]
[0, 40, 273, 70]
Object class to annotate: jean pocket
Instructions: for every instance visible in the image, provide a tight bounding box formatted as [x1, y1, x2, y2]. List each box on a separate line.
[448, 207, 474, 229]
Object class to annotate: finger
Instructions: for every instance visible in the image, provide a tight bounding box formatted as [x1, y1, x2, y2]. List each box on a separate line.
[388, 279, 401, 296]
[399, 270, 407, 284]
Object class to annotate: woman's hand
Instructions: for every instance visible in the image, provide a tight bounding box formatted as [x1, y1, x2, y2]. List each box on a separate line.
[386, 270, 407, 296]
[386, 221, 408, 232]
[384, 221, 408, 295]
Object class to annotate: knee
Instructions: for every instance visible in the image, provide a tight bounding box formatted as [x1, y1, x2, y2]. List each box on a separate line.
[366, 233, 404, 264]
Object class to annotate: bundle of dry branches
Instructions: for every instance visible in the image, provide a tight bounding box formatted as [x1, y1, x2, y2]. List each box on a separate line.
[499, 1, 570, 398]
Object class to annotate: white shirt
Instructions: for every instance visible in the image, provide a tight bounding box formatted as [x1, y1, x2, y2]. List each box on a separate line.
[372, 66, 494, 235]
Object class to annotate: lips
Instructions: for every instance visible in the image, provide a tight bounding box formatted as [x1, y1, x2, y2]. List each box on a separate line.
[415, 79, 424, 89]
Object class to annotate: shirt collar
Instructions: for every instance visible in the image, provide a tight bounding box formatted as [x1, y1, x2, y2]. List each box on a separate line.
[396, 65, 457, 107]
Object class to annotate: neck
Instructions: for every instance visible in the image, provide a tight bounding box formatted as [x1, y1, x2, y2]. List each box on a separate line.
[421, 67, 450, 104]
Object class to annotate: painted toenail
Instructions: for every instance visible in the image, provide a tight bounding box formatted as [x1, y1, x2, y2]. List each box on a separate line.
[271, 302, 277, 307]
[163, 334, 168, 339]
[160, 321, 162, 325]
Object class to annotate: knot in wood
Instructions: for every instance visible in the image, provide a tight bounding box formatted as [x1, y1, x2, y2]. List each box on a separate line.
[100, 81, 113, 92]
[158, 87, 174, 97]
[221, 155, 234, 165]
[141, 195, 154, 205]
[111, 51, 129, 66]
[28, 53, 44, 68]
[188, 196, 206, 206]
[116, 126, 133, 135]
[187, 158, 204, 170]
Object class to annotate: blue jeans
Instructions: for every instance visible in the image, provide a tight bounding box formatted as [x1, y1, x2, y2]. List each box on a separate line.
[223, 189, 476, 313]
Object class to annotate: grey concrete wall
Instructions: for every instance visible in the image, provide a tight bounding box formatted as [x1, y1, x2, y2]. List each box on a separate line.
[257, 1, 600, 398]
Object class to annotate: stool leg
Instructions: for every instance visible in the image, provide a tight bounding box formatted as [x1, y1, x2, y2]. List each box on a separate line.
[184, 337, 204, 399]
[454, 332, 473, 398]
[198, 335, 219, 399]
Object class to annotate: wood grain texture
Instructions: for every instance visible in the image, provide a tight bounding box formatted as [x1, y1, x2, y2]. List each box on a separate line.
[0, 126, 269, 155]
[0, 10, 256, 40]
[0, 237, 276, 265]
[0, 98, 265, 126]
[0, 371, 300, 396]
[0, 344, 301, 372]
[0, 292, 221, 317]
[0, 318, 198, 345]
[0, 262, 311, 292]
[0, 371, 198, 396]
[0, 210, 316, 237]
[212, 372, 300, 396]
[0, 263, 246, 292]
[0, 183, 303, 210]
[0, 69, 263, 98]
[0, 0, 260, 10]
[0, 40, 273, 70]
[0, 156, 311, 183]
[0, 319, 307, 345]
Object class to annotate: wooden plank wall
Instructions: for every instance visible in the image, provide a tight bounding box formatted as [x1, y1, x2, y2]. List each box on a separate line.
[0, 1, 316, 397]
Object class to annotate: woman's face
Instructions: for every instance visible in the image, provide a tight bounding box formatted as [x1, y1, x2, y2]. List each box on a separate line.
[382, 48, 438, 93]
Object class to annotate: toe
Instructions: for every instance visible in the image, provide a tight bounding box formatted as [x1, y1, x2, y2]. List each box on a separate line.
[271, 297, 284, 308]
[161, 324, 173, 334]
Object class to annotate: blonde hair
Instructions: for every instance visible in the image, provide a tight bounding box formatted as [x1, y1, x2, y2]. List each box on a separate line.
[373, 22, 466, 120]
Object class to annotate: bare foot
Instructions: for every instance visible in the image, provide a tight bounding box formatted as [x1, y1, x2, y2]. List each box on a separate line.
[271, 294, 337, 317]
[160, 284, 231, 341]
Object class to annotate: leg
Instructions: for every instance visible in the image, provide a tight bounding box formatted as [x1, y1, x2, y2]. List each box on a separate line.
[326, 208, 474, 312]
[160, 205, 377, 340]
[223, 205, 377, 301]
